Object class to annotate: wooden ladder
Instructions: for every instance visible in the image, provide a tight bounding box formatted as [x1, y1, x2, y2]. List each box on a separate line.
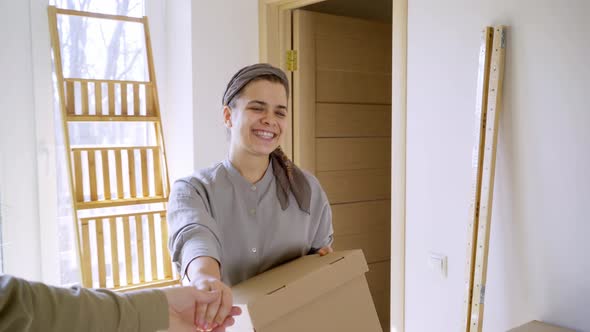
[47, 6, 178, 291]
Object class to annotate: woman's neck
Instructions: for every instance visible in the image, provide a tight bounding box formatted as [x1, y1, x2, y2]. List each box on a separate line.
[229, 148, 270, 184]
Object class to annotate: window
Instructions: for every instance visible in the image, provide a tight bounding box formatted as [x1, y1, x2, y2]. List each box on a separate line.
[50, 0, 150, 285]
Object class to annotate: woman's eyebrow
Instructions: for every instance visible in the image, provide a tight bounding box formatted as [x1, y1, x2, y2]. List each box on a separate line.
[248, 100, 288, 110]
[248, 100, 267, 106]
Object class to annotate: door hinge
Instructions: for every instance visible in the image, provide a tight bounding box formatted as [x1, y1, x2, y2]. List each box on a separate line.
[286, 50, 297, 71]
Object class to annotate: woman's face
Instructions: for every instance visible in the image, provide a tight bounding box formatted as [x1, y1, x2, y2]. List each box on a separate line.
[224, 79, 288, 157]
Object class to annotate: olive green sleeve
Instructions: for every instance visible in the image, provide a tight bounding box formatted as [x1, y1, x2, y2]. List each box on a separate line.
[0, 275, 169, 332]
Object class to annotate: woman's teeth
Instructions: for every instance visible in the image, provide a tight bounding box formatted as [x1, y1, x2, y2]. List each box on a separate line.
[254, 130, 275, 139]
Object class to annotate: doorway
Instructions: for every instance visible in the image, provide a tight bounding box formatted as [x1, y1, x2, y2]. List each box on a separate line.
[293, 5, 392, 330]
[259, 0, 407, 331]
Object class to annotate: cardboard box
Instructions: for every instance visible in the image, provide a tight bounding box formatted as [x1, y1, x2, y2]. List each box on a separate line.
[228, 250, 383, 332]
[508, 320, 576, 332]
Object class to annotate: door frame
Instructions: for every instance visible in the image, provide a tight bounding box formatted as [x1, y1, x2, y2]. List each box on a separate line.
[258, 1, 407, 331]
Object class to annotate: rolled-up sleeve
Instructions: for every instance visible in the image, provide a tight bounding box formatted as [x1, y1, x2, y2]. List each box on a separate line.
[167, 179, 222, 278]
[311, 194, 335, 250]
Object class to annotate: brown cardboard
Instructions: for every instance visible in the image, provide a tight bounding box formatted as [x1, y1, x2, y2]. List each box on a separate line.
[508, 320, 576, 332]
[228, 250, 383, 332]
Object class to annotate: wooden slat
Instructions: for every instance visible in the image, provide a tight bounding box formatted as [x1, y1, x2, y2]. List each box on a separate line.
[317, 168, 390, 204]
[96, 219, 106, 288]
[95, 82, 102, 115]
[73, 151, 84, 203]
[146, 85, 154, 116]
[121, 83, 128, 116]
[81, 222, 92, 287]
[161, 214, 172, 278]
[76, 197, 168, 210]
[63, 78, 150, 85]
[128, 149, 137, 198]
[66, 81, 75, 115]
[331, 200, 390, 236]
[332, 230, 390, 263]
[140, 149, 149, 197]
[316, 138, 391, 171]
[153, 148, 163, 196]
[109, 217, 120, 288]
[135, 215, 145, 283]
[122, 216, 133, 285]
[316, 103, 391, 138]
[148, 214, 157, 280]
[115, 150, 124, 199]
[79, 210, 167, 222]
[72, 146, 159, 152]
[107, 82, 115, 116]
[133, 84, 140, 116]
[55, 7, 143, 23]
[80, 81, 89, 115]
[101, 150, 111, 200]
[88, 151, 98, 201]
[116, 279, 179, 292]
[316, 70, 391, 104]
[66, 115, 159, 122]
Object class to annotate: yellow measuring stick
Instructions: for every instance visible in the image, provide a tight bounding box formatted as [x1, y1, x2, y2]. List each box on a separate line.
[462, 25, 507, 332]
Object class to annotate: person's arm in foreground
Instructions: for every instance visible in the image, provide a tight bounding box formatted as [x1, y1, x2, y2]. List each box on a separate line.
[0, 274, 239, 332]
[167, 179, 234, 332]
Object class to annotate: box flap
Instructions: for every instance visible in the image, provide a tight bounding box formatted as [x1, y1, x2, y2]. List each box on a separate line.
[231, 250, 369, 329]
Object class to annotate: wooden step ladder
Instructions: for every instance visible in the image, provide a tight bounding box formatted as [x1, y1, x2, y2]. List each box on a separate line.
[47, 6, 178, 291]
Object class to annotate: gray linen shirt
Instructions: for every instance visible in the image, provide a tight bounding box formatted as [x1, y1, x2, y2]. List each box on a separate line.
[167, 159, 334, 286]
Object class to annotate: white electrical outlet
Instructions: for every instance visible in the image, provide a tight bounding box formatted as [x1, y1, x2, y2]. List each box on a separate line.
[428, 252, 448, 278]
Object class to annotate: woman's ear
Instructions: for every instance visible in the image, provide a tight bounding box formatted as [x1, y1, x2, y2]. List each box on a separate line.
[223, 105, 232, 128]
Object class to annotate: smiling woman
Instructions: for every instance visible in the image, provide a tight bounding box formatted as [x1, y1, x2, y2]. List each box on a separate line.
[166, 63, 334, 331]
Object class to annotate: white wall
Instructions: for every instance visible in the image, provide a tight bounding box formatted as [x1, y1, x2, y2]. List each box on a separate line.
[191, 0, 260, 170]
[0, 0, 43, 280]
[146, 0, 195, 182]
[152, 0, 261, 181]
[163, 0, 194, 181]
[405, 0, 590, 331]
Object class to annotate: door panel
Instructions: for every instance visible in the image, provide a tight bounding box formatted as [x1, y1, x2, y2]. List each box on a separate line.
[316, 137, 391, 171]
[331, 200, 390, 236]
[318, 168, 390, 204]
[333, 231, 390, 263]
[316, 36, 392, 73]
[316, 70, 392, 104]
[316, 103, 391, 137]
[293, 10, 392, 330]
[367, 261, 391, 328]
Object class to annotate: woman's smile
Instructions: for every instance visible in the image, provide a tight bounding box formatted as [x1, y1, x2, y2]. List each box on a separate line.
[252, 129, 277, 141]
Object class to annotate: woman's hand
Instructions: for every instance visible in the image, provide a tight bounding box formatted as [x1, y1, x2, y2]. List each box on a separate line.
[317, 246, 333, 256]
[162, 285, 240, 332]
[191, 276, 235, 331]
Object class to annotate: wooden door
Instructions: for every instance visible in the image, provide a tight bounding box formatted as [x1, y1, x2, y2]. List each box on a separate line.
[293, 9, 392, 330]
